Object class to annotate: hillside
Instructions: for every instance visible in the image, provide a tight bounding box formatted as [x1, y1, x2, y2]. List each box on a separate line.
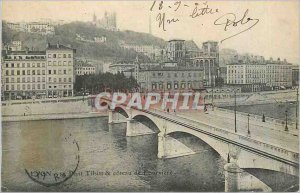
[2, 21, 166, 62]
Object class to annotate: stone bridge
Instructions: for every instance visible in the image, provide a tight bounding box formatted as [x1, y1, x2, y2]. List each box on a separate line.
[100, 97, 299, 191]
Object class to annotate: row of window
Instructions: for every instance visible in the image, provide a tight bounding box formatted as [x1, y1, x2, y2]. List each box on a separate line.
[48, 77, 72, 83]
[5, 69, 72, 76]
[5, 63, 46, 68]
[152, 72, 202, 78]
[6, 84, 46, 91]
[48, 69, 71, 75]
[48, 61, 72, 66]
[48, 53, 72, 59]
[5, 77, 72, 83]
[151, 82, 195, 90]
[5, 84, 72, 91]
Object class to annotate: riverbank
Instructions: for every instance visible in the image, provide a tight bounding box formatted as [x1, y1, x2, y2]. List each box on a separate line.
[1, 112, 108, 122]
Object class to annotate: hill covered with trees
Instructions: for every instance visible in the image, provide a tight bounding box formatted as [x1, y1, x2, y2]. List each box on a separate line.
[2, 21, 166, 62]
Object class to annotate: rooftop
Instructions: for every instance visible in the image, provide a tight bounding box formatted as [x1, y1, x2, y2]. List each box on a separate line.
[46, 43, 76, 52]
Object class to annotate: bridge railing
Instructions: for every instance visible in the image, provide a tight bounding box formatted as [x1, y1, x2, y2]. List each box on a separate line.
[215, 107, 296, 127]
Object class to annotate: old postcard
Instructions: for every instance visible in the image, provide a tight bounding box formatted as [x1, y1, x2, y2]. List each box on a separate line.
[1, 0, 299, 192]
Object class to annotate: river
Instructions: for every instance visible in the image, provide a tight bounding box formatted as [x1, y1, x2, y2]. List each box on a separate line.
[2, 117, 225, 192]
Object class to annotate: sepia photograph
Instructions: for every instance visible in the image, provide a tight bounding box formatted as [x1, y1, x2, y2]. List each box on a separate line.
[1, 0, 299, 192]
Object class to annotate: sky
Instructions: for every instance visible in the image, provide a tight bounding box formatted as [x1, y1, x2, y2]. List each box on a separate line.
[2, 0, 300, 64]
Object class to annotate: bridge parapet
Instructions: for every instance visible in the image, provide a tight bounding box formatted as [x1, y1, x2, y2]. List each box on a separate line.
[215, 107, 297, 133]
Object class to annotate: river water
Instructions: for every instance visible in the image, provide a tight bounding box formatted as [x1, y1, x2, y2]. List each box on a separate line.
[2, 102, 298, 191]
[2, 117, 225, 192]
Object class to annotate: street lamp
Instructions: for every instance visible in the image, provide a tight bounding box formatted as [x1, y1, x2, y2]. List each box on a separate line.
[234, 90, 237, 133]
[285, 109, 289, 131]
[247, 113, 250, 136]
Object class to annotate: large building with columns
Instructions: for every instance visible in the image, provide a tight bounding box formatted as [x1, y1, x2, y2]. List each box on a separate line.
[2, 43, 75, 100]
[166, 40, 219, 87]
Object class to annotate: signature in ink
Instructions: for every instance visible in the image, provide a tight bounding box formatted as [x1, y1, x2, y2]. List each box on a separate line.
[214, 9, 259, 43]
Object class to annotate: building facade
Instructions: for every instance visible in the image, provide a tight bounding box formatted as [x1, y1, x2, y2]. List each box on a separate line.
[226, 58, 292, 92]
[2, 43, 75, 100]
[135, 65, 204, 92]
[6, 21, 55, 35]
[292, 65, 299, 87]
[2, 50, 47, 100]
[75, 62, 96, 75]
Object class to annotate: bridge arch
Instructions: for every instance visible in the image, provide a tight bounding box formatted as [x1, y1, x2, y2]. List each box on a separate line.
[132, 114, 161, 133]
[167, 130, 228, 161]
[115, 106, 129, 118]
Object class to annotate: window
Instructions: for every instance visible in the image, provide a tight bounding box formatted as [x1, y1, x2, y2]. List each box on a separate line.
[48, 70, 51, 74]
[22, 70, 25, 75]
[42, 70, 45, 75]
[27, 63, 30, 68]
[37, 84, 40, 89]
[11, 85, 14, 90]
[6, 85, 9, 91]
[68, 61, 71, 66]
[32, 84, 35, 89]
[42, 84, 45, 89]
[58, 61, 61, 66]
[27, 84, 30, 89]
[64, 70, 66, 74]
[48, 54, 52, 58]
[17, 78, 20, 83]
[6, 70, 9, 75]
[22, 77, 25, 82]
[17, 70, 20, 75]
[53, 54, 56, 58]
[27, 77, 30, 82]
[69, 78, 72, 82]
[11, 70, 14, 75]
[22, 63, 25, 68]
[11, 63, 14, 68]
[32, 77, 35, 82]
[48, 61, 52, 66]
[22, 84, 25, 90]
[64, 78, 66, 82]
[37, 70, 40, 75]
[17, 85, 20, 90]
[63, 54, 66, 58]
[17, 63, 20, 68]
[53, 61, 57, 66]
[59, 78, 61, 82]
[54, 70, 56, 74]
[63, 61, 66, 66]
[37, 63, 40, 67]
[32, 70, 35, 75]
[6, 78, 9, 83]
[58, 54, 61, 58]
[42, 63, 45, 67]
[5, 63, 8, 68]
[54, 78, 57, 82]
[68, 54, 71, 58]
[37, 77, 40, 82]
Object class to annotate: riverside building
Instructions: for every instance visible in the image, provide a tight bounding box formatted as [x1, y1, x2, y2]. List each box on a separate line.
[2, 43, 76, 100]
